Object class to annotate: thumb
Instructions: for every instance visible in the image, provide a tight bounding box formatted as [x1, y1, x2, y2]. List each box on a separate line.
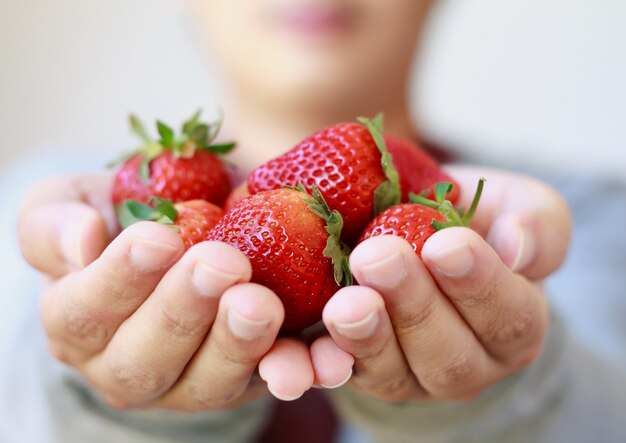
[18, 201, 110, 278]
[487, 198, 571, 280]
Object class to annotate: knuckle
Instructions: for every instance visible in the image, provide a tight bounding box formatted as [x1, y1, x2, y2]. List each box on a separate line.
[457, 276, 501, 308]
[90, 272, 131, 307]
[359, 374, 416, 403]
[485, 310, 534, 347]
[354, 339, 389, 364]
[423, 352, 477, 392]
[214, 341, 260, 368]
[184, 382, 242, 410]
[155, 304, 205, 342]
[105, 357, 167, 399]
[392, 295, 438, 336]
[63, 303, 111, 344]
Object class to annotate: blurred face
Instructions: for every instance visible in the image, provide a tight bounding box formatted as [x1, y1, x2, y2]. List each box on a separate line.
[188, 0, 432, 115]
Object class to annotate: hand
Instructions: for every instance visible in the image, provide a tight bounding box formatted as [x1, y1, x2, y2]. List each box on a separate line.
[18, 174, 354, 409]
[321, 166, 571, 401]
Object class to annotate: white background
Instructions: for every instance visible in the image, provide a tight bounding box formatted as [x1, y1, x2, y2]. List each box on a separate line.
[1, 0, 625, 177]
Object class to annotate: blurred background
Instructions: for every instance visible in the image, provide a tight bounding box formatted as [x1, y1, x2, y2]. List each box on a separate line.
[1, 0, 625, 177]
[0, 0, 625, 348]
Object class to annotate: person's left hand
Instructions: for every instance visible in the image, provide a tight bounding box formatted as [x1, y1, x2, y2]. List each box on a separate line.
[317, 166, 571, 401]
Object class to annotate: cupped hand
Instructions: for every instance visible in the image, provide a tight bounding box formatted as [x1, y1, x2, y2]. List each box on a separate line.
[321, 166, 572, 401]
[17, 174, 355, 409]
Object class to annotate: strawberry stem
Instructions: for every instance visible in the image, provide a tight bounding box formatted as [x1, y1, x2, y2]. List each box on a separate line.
[357, 114, 402, 216]
[116, 198, 179, 230]
[301, 184, 353, 287]
[409, 178, 486, 231]
[130, 114, 153, 144]
[109, 110, 236, 179]
[461, 178, 486, 226]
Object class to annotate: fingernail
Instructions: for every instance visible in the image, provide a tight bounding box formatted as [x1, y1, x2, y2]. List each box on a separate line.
[129, 238, 179, 271]
[428, 242, 474, 277]
[335, 311, 379, 340]
[359, 252, 407, 289]
[228, 310, 270, 340]
[320, 368, 353, 389]
[511, 224, 537, 272]
[192, 262, 243, 298]
[267, 384, 304, 402]
[60, 218, 87, 268]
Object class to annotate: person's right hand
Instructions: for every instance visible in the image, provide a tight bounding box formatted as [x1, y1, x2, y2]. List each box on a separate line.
[17, 174, 353, 410]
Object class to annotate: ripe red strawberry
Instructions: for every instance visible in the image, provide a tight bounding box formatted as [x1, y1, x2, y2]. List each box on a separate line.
[116, 198, 224, 251]
[247, 115, 400, 244]
[111, 111, 235, 207]
[385, 135, 460, 204]
[247, 114, 458, 244]
[207, 186, 352, 334]
[359, 179, 485, 255]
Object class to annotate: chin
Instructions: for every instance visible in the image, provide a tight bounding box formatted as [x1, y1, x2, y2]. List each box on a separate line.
[263, 68, 367, 112]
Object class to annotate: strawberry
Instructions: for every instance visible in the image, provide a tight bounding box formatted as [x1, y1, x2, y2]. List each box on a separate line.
[385, 135, 460, 204]
[116, 198, 224, 251]
[247, 114, 458, 244]
[111, 111, 235, 207]
[359, 179, 485, 255]
[224, 182, 250, 212]
[247, 115, 400, 245]
[207, 186, 352, 333]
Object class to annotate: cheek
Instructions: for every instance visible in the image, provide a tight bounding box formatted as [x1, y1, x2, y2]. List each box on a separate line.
[365, 0, 427, 37]
[192, 1, 263, 65]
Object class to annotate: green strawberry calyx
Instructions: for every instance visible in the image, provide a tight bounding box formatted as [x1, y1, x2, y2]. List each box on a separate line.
[409, 178, 486, 230]
[110, 110, 236, 182]
[291, 183, 353, 287]
[357, 114, 402, 216]
[115, 198, 180, 230]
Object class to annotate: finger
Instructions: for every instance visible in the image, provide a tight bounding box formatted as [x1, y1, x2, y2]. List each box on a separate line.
[42, 222, 184, 361]
[310, 335, 354, 389]
[350, 235, 495, 399]
[19, 174, 117, 231]
[224, 181, 250, 211]
[421, 228, 548, 367]
[19, 202, 110, 277]
[86, 242, 252, 405]
[323, 285, 425, 401]
[445, 165, 571, 279]
[259, 338, 315, 402]
[18, 174, 117, 277]
[154, 283, 284, 410]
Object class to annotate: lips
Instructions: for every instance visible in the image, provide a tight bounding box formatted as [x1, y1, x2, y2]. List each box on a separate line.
[271, 3, 354, 36]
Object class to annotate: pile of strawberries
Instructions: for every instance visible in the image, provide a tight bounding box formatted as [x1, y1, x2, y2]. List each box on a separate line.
[113, 112, 483, 333]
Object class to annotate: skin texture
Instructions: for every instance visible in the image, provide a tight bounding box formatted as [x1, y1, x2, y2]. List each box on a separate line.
[17, 0, 572, 409]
